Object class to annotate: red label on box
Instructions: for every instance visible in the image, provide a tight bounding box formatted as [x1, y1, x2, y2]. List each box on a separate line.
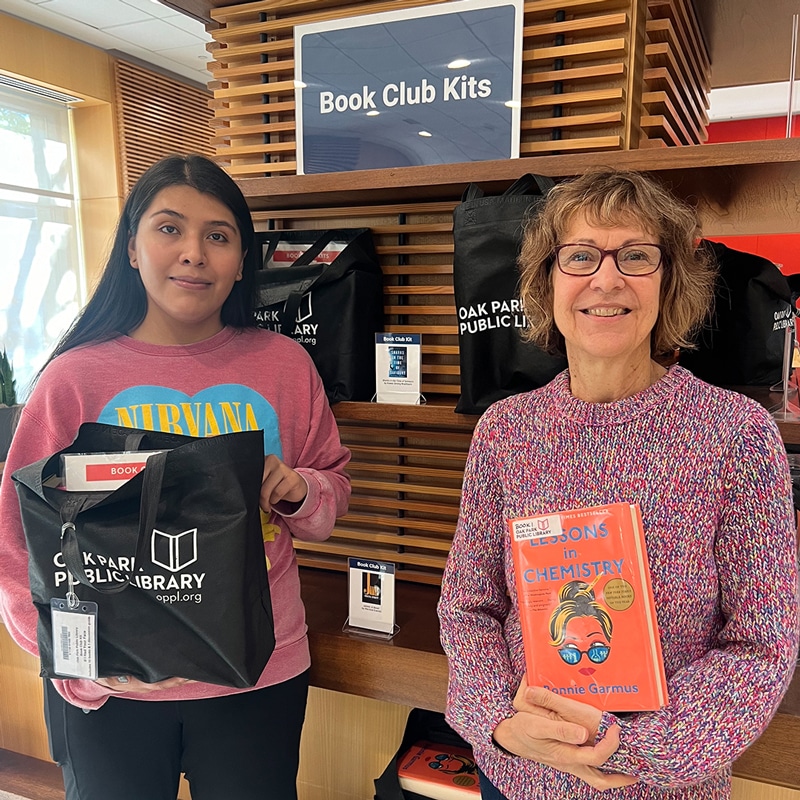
[85, 462, 146, 482]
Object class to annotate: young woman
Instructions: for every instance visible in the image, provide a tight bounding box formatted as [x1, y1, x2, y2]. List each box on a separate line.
[0, 154, 351, 800]
[437, 169, 799, 799]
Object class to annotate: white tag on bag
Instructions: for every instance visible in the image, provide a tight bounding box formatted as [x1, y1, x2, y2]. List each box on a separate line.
[50, 596, 98, 679]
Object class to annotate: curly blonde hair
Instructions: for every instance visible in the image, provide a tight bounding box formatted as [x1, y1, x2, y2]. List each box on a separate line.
[517, 169, 716, 357]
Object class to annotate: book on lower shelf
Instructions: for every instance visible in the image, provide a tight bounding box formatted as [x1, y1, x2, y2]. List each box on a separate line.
[397, 740, 480, 799]
[509, 502, 668, 713]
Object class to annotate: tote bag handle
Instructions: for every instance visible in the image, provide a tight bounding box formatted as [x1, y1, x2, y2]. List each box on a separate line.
[273, 230, 369, 335]
[59, 451, 168, 594]
[259, 230, 364, 279]
[460, 173, 555, 202]
[259, 231, 332, 270]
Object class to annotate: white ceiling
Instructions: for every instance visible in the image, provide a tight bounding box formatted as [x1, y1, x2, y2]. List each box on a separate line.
[1, 0, 213, 87]
[0, 0, 782, 119]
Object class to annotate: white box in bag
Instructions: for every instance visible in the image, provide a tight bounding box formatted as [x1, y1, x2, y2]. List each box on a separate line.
[61, 451, 164, 491]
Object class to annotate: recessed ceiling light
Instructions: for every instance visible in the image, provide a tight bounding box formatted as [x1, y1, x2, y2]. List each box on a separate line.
[447, 59, 471, 69]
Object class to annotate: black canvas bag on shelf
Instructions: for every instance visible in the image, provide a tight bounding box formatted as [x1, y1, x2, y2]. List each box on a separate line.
[453, 174, 568, 415]
[679, 239, 795, 386]
[253, 228, 383, 404]
[373, 708, 476, 800]
[12, 422, 274, 688]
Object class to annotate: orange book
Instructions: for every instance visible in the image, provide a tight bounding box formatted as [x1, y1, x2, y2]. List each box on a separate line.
[397, 740, 481, 799]
[509, 502, 668, 712]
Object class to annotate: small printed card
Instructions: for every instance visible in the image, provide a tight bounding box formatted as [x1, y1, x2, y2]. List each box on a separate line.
[51, 597, 98, 679]
[375, 333, 421, 404]
[347, 557, 396, 635]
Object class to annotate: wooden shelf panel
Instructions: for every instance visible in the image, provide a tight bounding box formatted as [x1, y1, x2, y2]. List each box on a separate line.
[0, 749, 63, 800]
[332, 400, 477, 427]
[300, 568, 448, 711]
[237, 140, 800, 210]
[333, 398, 800, 444]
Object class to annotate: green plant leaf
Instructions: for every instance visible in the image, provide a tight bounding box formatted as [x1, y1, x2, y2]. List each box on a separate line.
[0, 348, 17, 406]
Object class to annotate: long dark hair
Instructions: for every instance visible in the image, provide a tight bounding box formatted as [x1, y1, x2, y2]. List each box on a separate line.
[41, 154, 257, 373]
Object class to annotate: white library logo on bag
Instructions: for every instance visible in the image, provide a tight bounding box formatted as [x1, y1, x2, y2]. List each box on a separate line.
[290, 291, 313, 325]
[51, 528, 207, 605]
[151, 528, 198, 572]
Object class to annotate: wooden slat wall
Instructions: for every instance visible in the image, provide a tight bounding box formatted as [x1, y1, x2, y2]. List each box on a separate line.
[521, 0, 636, 153]
[253, 198, 473, 583]
[297, 415, 473, 584]
[114, 59, 215, 194]
[641, 0, 710, 147]
[252, 199, 460, 396]
[207, 0, 711, 177]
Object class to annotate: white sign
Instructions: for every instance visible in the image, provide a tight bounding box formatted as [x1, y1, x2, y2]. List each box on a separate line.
[347, 557, 396, 635]
[375, 333, 421, 404]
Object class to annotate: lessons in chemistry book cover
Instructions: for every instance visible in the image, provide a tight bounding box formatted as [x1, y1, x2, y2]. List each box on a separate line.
[397, 740, 480, 799]
[509, 502, 668, 712]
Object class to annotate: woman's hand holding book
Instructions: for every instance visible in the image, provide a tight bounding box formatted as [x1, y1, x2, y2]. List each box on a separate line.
[491, 677, 637, 792]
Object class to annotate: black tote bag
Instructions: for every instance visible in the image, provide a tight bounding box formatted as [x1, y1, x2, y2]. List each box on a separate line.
[253, 228, 383, 403]
[453, 174, 567, 414]
[12, 423, 274, 688]
[680, 239, 795, 386]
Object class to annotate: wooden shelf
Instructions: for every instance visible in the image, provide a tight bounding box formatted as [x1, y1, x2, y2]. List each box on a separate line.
[332, 396, 800, 445]
[301, 567, 800, 714]
[775, 420, 800, 446]
[332, 400, 477, 427]
[0, 749, 63, 800]
[300, 568, 447, 712]
[236, 139, 800, 211]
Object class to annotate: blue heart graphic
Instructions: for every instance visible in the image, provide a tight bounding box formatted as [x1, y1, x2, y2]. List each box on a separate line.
[97, 384, 282, 457]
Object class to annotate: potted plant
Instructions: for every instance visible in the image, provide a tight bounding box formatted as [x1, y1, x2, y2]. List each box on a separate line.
[0, 348, 20, 461]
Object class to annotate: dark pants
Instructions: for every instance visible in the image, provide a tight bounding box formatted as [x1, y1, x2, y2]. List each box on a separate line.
[46, 671, 309, 800]
[479, 768, 510, 800]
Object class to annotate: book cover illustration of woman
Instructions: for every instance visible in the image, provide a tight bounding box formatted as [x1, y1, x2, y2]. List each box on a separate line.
[548, 579, 613, 678]
[426, 748, 479, 788]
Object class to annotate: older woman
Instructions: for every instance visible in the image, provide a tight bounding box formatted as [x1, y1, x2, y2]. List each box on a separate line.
[437, 169, 800, 799]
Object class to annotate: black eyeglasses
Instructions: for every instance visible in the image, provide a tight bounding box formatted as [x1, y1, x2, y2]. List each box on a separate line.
[558, 643, 611, 665]
[554, 243, 664, 276]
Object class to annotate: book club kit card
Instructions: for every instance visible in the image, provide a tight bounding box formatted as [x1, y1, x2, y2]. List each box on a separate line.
[509, 502, 668, 712]
[375, 333, 422, 404]
[347, 557, 396, 635]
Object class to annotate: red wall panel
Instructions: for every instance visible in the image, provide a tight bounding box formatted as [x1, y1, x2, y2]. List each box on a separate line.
[704, 117, 800, 273]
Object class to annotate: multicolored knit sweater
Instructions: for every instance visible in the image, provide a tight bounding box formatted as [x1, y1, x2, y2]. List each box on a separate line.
[437, 365, 800, 800]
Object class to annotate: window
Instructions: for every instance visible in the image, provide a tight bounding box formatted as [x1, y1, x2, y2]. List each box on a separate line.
[0, 85, 83, 399]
